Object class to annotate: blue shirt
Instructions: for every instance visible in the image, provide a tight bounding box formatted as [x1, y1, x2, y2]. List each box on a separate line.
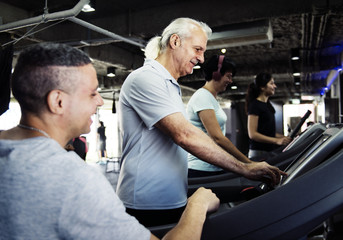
[117, 59, 188, 209]
[187, 88, 227, 172]
[0, 137, 149, 240]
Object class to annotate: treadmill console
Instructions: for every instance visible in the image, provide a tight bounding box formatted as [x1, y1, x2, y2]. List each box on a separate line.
[281, 127, 342, 185]
[238, 127, 343, 201]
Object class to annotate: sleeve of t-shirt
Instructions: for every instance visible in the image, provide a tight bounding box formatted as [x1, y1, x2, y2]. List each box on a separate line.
[189, 90, 215, 113]
[248, 101, 260, 116]
[127, 69, 182, 129]
[58, 166, 151, 240]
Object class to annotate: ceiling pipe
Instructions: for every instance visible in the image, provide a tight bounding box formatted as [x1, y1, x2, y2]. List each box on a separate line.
[0, 0, 145, 48]
[0, 0, 89, 32]
[68, 17, 145, 48]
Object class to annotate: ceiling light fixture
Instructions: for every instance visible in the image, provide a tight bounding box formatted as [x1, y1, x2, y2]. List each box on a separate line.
[291, 48, 300, 61]
[207, 19, 273, 49]
[82, 4, 95, 12]
[294, 76, 301, 85]
[107, 67, 116, 77]
[82, 0, 95, 12]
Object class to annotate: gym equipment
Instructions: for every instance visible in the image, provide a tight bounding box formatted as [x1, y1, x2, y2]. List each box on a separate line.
[151, 126, 343, 239]
[187, 123, 327, 202]
[289, 109, 312, 139]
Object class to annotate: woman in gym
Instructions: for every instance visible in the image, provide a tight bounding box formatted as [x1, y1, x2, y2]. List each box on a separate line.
[245, 72, 291, 158]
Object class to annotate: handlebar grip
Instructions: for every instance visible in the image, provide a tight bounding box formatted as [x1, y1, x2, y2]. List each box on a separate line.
[289, 110, 312, 139]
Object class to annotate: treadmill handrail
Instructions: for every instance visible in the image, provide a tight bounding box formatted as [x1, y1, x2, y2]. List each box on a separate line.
[289, 110, 312, 139]
[201, 148, 343, 240]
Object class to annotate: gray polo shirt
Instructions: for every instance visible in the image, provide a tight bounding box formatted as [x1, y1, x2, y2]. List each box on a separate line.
[117, 59, 188, 209]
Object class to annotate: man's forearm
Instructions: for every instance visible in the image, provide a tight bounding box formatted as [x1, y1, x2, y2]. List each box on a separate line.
[216, 136, 252, 163]
[161, 187, 219, 240]
[161, 201, 207, 240]
[183, 126, 247, 173]
[156, 112, 248, 175]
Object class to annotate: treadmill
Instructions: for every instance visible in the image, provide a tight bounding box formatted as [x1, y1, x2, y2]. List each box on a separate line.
[248, 109, 314, 161]
[150, 126, 343, 239]
[187, 122, 327, 202]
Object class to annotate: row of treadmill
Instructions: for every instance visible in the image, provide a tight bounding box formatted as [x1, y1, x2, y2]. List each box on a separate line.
[150, 111, 343, 239]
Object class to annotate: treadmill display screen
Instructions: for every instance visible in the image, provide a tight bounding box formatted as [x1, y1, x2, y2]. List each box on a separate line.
[280, 134, 331, 184]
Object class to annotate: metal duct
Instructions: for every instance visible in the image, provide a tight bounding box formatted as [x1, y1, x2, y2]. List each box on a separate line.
[0, 0, 145, 48]
[68, 17, 145, 48]
[207, 19, 273, 49]
[0, 0, 89, 32]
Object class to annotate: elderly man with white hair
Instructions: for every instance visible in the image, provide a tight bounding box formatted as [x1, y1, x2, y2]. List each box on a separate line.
[117, 17, 286, 227]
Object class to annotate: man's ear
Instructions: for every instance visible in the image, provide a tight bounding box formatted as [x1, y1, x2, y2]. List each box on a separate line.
[46, 90, 66, 114]
[169, 34, 181, 49]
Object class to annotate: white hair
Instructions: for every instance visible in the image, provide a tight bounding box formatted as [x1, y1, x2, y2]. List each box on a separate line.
[144, 17, 212, 59]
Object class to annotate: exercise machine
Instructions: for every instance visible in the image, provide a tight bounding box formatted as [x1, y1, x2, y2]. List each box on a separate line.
[151, 126, 343, 239]
[187, 122, 327, 202]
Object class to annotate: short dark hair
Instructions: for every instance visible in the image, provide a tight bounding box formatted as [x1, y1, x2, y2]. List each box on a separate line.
[11, 42, 92, 114]
[203, 55, 236, 81]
